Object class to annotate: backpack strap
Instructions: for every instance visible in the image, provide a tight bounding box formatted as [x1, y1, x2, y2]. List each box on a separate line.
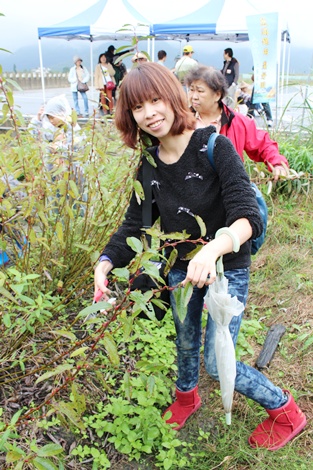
[142, 157, 152, 229]
[207, 132, 218, 171]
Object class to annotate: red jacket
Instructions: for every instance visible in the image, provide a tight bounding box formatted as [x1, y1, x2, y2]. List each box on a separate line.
[195, 104, 288, 170]
[220, 104, 288, 169]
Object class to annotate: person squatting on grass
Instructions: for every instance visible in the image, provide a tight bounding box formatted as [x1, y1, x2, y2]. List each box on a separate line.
[28, 94, 86, 193]
[94, 63, 306, 450]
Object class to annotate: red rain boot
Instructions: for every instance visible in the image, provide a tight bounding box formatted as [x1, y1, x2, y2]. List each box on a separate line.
[249, 391, 307, 451]
[163, 385, 202, 430]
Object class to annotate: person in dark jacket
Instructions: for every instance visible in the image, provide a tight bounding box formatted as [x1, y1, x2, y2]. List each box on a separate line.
[221, 48, 239, 108]
[94, 63, 306, 451]
[104, 44, 134, 64]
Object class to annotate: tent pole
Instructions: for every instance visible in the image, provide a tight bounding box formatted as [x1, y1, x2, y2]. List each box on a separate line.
[286, 40, 291, 87]
[38, 38, 46, 105]
[280, 32, 287, 117]
[151, 37, 155, 62]
[90, 37, 94, 104]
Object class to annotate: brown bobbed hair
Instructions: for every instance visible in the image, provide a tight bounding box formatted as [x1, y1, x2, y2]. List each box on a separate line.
[185, 65, 229, 105]
[114, 62, 196, 149]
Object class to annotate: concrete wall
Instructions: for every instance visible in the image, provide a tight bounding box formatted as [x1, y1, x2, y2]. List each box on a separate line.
[3, 72, 69, 90]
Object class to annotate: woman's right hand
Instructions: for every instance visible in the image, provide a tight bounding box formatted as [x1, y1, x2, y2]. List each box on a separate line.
[94, 260, 113, 301]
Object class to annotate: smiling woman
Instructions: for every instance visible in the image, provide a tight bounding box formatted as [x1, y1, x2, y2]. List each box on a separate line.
[114, 62, 195, 149]
[93, 62, 306, 448]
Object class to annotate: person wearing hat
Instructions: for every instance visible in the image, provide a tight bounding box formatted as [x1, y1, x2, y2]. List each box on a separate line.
[236, 81, 254, 114]
[68, 56, 90, 118]
[131, 52, 149, 66]
[174, 45, 198, 88]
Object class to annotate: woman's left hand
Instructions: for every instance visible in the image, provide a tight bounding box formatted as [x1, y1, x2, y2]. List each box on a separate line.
[182, 243, 219, 288]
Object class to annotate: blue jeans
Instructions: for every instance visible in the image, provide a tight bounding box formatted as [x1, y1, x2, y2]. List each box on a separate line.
[72, 91, 89, 116]
[168, 268, 286, 410]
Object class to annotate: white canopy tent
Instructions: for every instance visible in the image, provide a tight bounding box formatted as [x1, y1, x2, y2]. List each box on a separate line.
[149, 0, 290, 117]
[37, 0, 151, 102]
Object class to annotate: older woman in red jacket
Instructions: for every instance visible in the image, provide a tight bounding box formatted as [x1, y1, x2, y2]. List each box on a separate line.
[186, 65, 288, 180]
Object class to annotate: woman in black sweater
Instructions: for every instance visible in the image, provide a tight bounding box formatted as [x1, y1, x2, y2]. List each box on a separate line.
[94, 63, 306, 450]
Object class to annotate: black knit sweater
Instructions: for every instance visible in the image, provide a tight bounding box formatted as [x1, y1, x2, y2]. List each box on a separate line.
[101, 126, 263, 272]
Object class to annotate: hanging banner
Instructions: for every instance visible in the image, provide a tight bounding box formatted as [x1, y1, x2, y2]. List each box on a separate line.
[246, 12, 279, 104]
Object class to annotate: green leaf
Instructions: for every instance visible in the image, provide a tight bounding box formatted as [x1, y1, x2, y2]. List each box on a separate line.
[195, 215, 207, 237]
[126, 237, 143, 254]
[159, 230, 191, 241]
[123, 371, 131, 400]
[55, 401, 85, 431]
[10, 408, 24, 426]
[147, 375, 155, 395]
[3, 313, 11, 328]
[142, 151, 157, 168]
[69, 180, 79, 198]
[38, 211, 49, 227]
[37, 443, 64, 457]
[173, 282, 193, 323]
[55, 221, 64, 244]
[302, 334, 313, 351]
[71, 382, 86, 414]
[103, 333, 120, 366]
[133, 180, 145, 201]
[0, 286, 19, 304]
[141, 261, 160, 278]
[6, 448, 25, 462]
[35, 364, 73, 384]
[182, 245, 203, 260]
[70, 347, 89, 358]
[164, 248, 178, 276]
[33, 456, 59, 470]
[112, 267, 130, 282]
[0, 428, 10, 448]
[77, 301, 113, 319]
[51, 330, 77, 341]
[18, 294, 36, 305]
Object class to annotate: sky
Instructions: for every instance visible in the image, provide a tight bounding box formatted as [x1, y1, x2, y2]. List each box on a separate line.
[0, 0, 310, 53]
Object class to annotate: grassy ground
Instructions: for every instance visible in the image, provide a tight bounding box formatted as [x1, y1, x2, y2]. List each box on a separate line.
[178, 191, 312, 470]
[111, 190, 313, 470]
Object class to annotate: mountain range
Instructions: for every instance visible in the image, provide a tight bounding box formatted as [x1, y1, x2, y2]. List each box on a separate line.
[0, 38, 310, 77]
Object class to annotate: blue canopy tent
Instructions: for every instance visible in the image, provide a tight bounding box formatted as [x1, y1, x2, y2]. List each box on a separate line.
[149, 0, 290, 121]
[150, 0, 248, 42]
[37, 0, 150, 102]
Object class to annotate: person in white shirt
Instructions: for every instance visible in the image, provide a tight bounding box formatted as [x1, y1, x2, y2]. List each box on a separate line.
[68, 56, 90, 118]
[157, 50, 167, 66]
[174, 45, 198, 89]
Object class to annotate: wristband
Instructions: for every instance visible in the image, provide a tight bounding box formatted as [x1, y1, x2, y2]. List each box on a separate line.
[215, 227, 240, 253]
[215, 227, 240, 276]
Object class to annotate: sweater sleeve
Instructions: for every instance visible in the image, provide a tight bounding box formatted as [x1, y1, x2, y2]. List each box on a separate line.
[212, 134, 263, 240]
[100, 164, 145, 268]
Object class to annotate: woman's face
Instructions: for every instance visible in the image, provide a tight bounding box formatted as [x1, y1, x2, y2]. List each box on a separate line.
[188, 79, 221, 114]
[100, 55, 107, 64]
[132, 97, 175, 141]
